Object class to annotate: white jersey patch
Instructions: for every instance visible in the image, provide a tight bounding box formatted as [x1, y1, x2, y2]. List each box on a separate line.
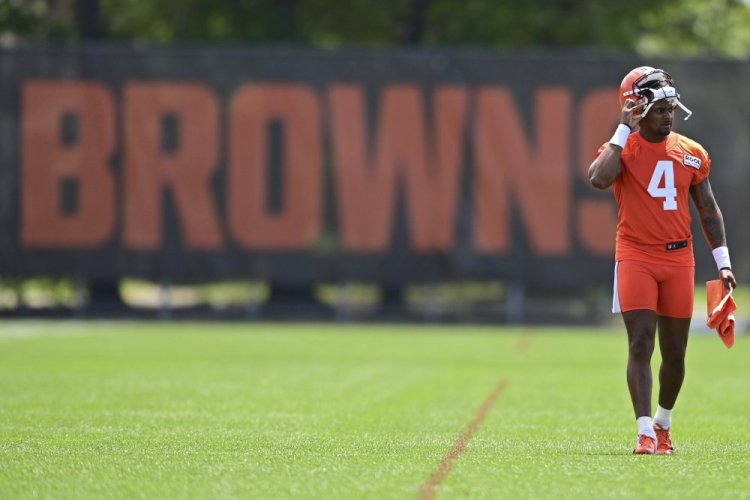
[683, 154, 701, 170]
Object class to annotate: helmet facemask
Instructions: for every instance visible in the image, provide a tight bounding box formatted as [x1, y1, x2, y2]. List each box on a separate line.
[624, 69, 692, 120]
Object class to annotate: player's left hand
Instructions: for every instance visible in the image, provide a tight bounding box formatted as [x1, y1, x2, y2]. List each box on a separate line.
[720, 268, 736, 292]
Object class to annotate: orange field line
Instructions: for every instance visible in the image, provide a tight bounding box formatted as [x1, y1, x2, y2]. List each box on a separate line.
[418, 378, 509, 500]
[514, 328, 535, 353]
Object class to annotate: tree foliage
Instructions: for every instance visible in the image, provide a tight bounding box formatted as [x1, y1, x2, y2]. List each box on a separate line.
[2, 0, 750, 58]
[637, 0, 750, 58]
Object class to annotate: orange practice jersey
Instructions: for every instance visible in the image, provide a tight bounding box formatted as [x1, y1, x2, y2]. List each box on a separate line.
[597, 132, 711, 265]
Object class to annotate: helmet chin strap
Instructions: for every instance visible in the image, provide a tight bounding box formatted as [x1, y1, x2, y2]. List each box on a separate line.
[638, 86, 693, 120]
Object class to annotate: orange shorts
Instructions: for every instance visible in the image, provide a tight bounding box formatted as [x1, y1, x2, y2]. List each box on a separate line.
[612, 260, 694, 318]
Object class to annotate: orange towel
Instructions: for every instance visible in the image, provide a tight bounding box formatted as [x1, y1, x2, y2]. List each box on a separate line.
[706, 280, 737, 348]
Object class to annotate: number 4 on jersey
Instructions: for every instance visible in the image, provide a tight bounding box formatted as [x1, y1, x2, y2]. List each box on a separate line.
[647, 160, 677, 210]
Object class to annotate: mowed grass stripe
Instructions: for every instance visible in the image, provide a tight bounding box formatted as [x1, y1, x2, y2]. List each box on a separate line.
[0, 322, 520, 499]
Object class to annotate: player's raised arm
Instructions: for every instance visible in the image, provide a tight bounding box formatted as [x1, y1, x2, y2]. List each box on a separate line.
[588, 99, 644, 189]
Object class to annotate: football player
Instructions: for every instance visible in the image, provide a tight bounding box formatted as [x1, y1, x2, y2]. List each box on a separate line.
[588, 66, 737, 454]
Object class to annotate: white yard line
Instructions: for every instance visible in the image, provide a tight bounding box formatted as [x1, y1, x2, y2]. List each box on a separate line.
[0, 321, 116, 343]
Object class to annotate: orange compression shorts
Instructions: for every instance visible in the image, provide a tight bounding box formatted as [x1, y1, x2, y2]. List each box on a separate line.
[612, 260, 695, 318]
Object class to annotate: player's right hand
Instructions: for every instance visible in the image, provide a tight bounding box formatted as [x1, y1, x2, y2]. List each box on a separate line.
[620, 98, 645, 130]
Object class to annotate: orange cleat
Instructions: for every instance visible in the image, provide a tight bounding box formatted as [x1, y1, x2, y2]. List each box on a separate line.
[633, 434, 657, 454]
[654, 423, 674, 455]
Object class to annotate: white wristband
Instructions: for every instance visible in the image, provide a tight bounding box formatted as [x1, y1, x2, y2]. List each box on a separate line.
[608, 123, 631, 149]
[712, 246, 731, 271]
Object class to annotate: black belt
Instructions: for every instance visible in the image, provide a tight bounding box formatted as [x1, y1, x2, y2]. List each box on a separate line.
[666, 240, 688, 251]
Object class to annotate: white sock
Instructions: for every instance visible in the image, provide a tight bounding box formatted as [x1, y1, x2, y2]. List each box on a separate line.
[653, 405, 672, 429]
[637, 416, 656, 438]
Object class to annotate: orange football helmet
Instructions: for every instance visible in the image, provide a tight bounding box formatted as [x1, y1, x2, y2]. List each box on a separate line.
[619, 66, 692, 120]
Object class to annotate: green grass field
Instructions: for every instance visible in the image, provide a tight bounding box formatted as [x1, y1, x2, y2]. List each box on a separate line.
[1, 321, 749, 499]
